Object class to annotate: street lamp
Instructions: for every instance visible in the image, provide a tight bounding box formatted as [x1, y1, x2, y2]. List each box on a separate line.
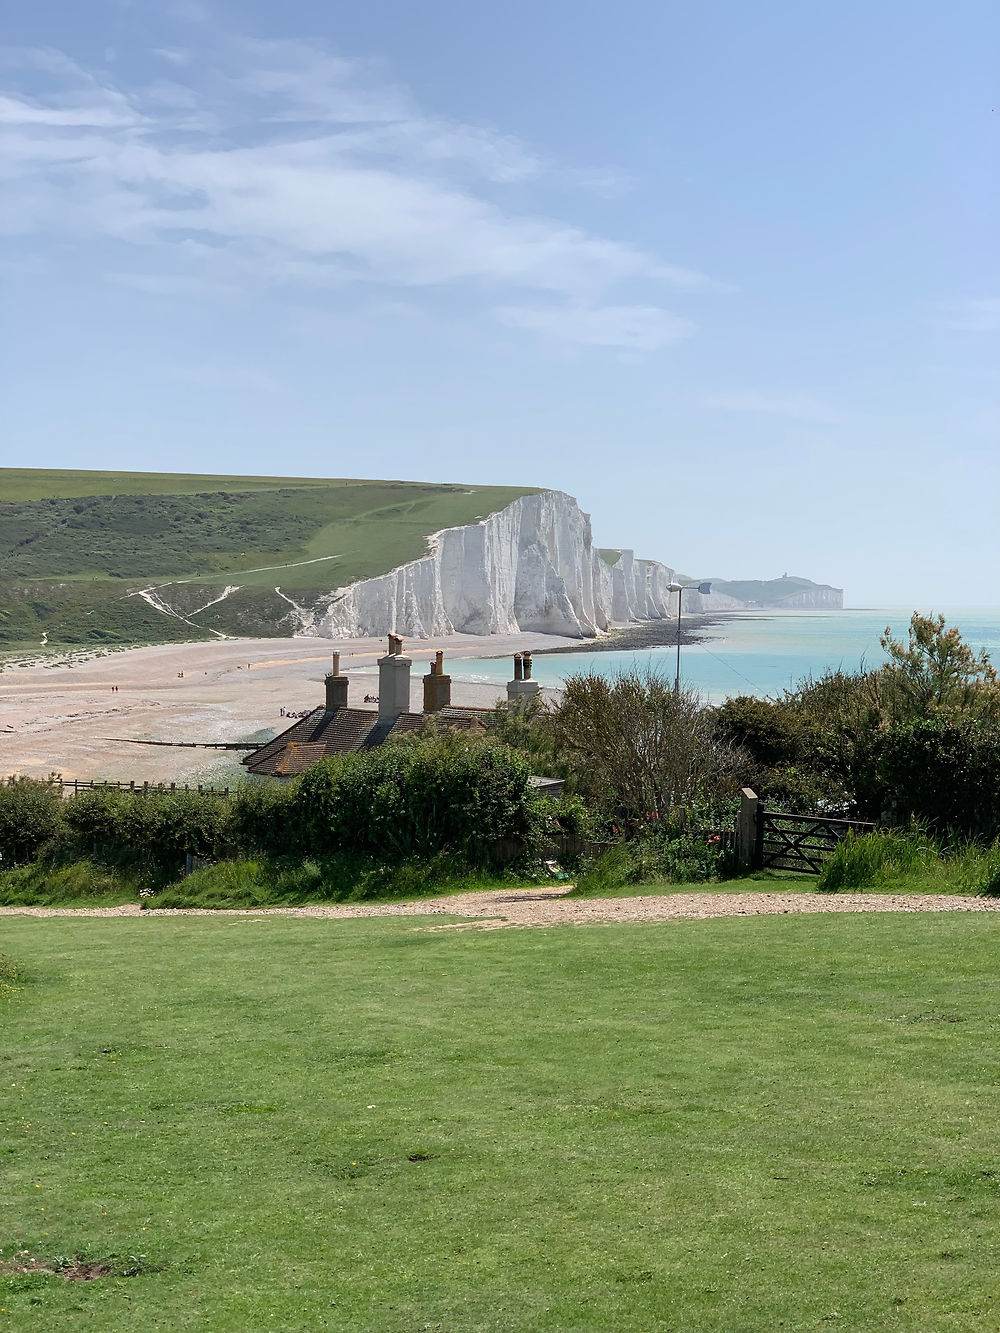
[667, 581, 712, 692]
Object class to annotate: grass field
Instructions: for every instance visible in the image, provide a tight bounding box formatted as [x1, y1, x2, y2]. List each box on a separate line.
[0, 469, 537, 645]
[3, 911, 1000, 1331]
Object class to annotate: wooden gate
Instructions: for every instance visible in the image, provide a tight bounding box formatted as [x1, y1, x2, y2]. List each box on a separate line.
[737, 789, 875, 874]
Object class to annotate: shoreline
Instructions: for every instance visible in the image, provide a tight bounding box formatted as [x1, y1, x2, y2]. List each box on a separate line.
[531, 612, 737, 655]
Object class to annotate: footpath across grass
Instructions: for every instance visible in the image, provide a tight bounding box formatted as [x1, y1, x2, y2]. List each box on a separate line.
[3, 913, 1000, 1331]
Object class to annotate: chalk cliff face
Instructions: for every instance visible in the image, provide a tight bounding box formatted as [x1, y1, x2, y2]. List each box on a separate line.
[303, 490, 680, 640]
[135, 487, 842, 639]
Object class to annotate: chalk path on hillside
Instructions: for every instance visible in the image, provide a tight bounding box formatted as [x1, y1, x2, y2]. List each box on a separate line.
[3, 887, 1000, 927]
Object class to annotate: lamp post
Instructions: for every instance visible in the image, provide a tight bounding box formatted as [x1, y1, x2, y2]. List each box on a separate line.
[667, 581, 712, 692]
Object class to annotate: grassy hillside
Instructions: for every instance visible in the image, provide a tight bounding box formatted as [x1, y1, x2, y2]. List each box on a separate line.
[0, 469, 537, 647]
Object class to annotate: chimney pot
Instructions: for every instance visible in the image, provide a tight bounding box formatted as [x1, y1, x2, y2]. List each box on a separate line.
[507, 651, 540, 707]
[423, 654, 452, 712]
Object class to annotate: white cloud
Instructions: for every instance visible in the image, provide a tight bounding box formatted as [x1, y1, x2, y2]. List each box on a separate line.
[708, 391, 850, 426]
[0, 33, 713, 348]
[0, 93, 140, 127]
[944, 299, 1000, 333]
[495, 303, 692, 351]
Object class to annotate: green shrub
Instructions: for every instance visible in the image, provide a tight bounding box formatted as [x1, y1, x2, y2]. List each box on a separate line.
[149, 790, 228, 864]
[60, 787, 229, 872]
[0, 776, 63, 865]
[152, 858, 270, 908]
[575, 834, 725, 894]
[224, 781, 300, 858]
[61, 788, 158, 860]
[861, 719, 1000, 840]
[713, 695, 805, 768]
[575, 845, 642, 894]
[533, 793, 597, 840]
[293, 734, 534, 862]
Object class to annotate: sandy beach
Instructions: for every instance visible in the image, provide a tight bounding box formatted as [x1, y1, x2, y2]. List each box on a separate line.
[0, 633, 573, 785]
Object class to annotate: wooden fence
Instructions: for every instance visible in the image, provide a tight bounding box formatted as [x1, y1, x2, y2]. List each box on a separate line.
[55, 778, 233, 798]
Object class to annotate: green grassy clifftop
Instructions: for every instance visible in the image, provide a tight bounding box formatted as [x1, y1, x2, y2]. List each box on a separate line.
[0, 469, 537, 648]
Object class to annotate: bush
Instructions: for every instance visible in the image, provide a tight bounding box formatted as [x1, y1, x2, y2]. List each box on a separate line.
[862, 719, 1000, 840]
[576, 833, 726, 893]
[293, 733, 535, 862]
[224, 781, 300, 859]
[150, 789, 228, 864]
[59, 787, 229, 872]
[554, 670, 745, 815]
[0, 777, 63, 866]
[61, 788, 159, 861]
[713, 696, 805, 769]
[533, 793, 597, 841]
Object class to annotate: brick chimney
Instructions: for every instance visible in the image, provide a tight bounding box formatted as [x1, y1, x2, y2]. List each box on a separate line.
[378, 635, 412, 720]
[507, 651, 540, 705]
[325, 651, 349, 711]
[423, 650, 452, 713]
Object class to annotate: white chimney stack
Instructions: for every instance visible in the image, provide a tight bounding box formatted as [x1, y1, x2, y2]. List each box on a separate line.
[507, 651, 540, 705]
[378, 635, 412, 720]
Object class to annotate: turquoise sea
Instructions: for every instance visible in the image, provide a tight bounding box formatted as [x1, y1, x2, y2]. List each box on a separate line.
[451, 609, 1000, 703]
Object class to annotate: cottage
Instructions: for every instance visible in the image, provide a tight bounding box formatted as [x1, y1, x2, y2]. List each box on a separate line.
[242, 641, 490, 779]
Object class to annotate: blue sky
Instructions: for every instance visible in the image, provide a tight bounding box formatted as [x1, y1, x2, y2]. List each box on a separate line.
[2, 0, 997, 605]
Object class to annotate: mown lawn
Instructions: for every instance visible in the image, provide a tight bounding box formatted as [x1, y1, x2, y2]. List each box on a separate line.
[3, 912, 1000, 1331]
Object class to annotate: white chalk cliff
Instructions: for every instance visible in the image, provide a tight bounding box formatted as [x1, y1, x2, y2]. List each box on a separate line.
[141, 487, 840, 638]
[303, 490, 680, 640]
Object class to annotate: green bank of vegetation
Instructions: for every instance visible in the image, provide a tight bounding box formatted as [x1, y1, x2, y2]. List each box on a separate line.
[4, 911, 1000, 1331]
[2, 614, 999, 907]
[0, 468, 536, 647]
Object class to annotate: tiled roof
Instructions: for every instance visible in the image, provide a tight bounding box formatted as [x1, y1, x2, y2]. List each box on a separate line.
[243, 707, 486, 778]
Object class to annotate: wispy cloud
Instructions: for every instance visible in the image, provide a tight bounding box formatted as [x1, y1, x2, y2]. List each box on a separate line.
[0, 31, 713, 350]
[944, 298, 1000, 333]
[708, 390, 851, 426]
[496, 303, 693, 351]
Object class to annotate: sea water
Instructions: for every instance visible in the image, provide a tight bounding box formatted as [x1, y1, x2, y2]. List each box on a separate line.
[449, 609, 1000, 703]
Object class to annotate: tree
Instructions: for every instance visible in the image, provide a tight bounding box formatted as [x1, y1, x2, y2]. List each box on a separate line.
[552, 668, 743, 817]
[879, 613, 999, 722]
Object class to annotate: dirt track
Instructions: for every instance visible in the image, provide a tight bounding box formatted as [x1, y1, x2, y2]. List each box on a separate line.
[2, 887, 999, 928]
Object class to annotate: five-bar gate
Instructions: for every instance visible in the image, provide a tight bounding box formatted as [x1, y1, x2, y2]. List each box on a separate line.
[737, 788, 875, 875]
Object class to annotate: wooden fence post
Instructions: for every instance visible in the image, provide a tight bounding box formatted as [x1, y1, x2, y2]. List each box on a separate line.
[737, 788, 759, 869]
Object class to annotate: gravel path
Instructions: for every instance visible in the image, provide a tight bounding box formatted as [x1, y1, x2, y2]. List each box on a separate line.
[2, 888, 1000, 928]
